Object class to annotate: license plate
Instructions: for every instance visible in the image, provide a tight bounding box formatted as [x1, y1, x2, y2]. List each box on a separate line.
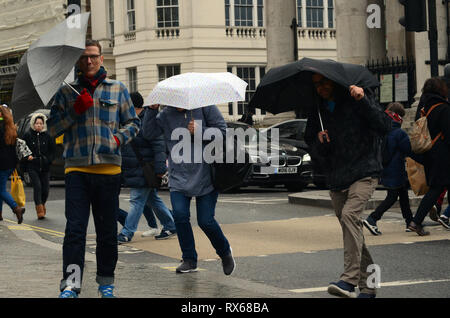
[277, 167, 297, 174]
[261, 166, 297, 174]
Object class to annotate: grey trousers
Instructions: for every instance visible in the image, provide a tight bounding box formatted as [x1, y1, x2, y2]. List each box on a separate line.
[329, 177, 378, 294]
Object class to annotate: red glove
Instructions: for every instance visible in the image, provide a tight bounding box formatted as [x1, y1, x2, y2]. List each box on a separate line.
[74, 88, 94, 115]
[114, 136, 121, 147]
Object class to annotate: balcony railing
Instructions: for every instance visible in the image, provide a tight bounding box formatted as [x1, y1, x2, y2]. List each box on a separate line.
[124, 31, 136, 41]
[224, 27, 335, 40]
[226, 27, 266, 38]
[156, 27, 180, 39]
[298, 28, 336, 40]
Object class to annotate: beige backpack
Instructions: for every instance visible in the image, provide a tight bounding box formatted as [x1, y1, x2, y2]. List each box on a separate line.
[409, 103, 444, 154]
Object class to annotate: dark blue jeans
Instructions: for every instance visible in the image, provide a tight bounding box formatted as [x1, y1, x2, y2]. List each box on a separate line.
[60, 172, 121, 293]
[0, 168, 17, 212]
[170, 190, 230, 262]
[369, 186, 413, 225]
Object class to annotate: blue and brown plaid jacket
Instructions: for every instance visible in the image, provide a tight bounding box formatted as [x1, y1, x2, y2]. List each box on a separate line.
[47, 78, 140, 168]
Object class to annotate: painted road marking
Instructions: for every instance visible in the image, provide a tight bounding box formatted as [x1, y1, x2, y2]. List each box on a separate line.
[290, 278, 450, 294]
[218, 198, 288, 205]
[3, 219, 65, 238]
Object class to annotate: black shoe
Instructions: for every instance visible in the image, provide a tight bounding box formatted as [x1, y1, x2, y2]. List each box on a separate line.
[438, 216, 450, 229]
[13, 206, 25, 224]
[429, 206, 439, 222]
[221, 248, 236, 276]
[363, 218, 382, 236]
[408, 221, 430, 236]
[155, 230, 177, 240]
[176, 259, 198, 273]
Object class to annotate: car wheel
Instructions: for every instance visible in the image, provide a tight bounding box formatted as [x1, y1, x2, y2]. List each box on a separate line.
[285, 183, 307, 192]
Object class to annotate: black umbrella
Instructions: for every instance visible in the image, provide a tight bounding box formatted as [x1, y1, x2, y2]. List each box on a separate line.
[248, 58, 379, 115]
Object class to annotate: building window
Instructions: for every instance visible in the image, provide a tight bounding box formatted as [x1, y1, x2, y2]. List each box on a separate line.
[257, 0, 264, 27]
[127, 67, 137, 93]
[108, 0, 114, 39]
[306, 0, 324, 28]
[297, 0, 302, 27]
[225, 0, 231, 26]
[227, 65, 266, 116]
[157, 0, 179, 28]
[127, 0, 136, 32]
[235, 0, 253, 27]
[226, 0, 264, 27]
[158, 64, 180, 81]
[328, 0, 334, 28]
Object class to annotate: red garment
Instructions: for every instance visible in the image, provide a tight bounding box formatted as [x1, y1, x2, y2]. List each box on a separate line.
[437, 189, 448, 206]
[384, 110, 403, 124]
[73, 88, 94, 115]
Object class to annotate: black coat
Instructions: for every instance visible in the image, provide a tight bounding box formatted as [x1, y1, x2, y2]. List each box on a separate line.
[0, 123, 18, 170]
[419, 93, 450, 187]
[121, 108, 167, 188]
[23, 129, 56, 172]
[305, 90, 391, 191]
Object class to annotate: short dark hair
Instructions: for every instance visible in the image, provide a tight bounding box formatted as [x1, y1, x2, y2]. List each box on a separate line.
[387, 102, 405, 117]
[130, 92, 144, 108]
[85, 39, 102, 55]
[422, 77, 448, 98]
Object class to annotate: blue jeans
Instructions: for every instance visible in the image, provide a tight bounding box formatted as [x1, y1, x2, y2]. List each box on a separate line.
[444, 206, 450, 218]
[118, 204, 157, 228]
[60, 172, 121, 294]
[0, 168, 17, 212]
[120, 188, 175, 239]
[170, 190, 230, 262]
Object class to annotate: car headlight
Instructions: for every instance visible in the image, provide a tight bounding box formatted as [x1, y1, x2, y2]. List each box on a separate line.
[302, 154, 311, 162]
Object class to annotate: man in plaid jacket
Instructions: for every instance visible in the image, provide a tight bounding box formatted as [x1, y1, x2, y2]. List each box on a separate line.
[47, 39, 140, 298]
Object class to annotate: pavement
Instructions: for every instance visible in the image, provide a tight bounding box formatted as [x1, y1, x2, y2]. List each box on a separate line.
[1, 188, 448, 302]
[0, 218, 301, 299]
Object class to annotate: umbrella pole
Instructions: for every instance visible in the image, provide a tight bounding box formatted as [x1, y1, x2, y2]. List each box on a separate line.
[318, 107, 324, 131]
[63, 81, 80, 96]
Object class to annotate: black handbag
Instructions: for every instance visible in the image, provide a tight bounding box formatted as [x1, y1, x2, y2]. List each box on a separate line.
[130, 141, 162, 189]
[210, 135, 252, 193]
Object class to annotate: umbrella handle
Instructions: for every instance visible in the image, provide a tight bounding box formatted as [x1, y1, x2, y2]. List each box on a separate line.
[63, 81, 80, 96]
[318, 107, 324, 131]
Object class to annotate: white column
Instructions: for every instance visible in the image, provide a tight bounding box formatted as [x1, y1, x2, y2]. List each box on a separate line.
[255, 66, 261, 116]
[323, 0, 329, 29]
[301, 0, 307, 28]
[230, 0, 235, 26]
[232, 65, 238, 119]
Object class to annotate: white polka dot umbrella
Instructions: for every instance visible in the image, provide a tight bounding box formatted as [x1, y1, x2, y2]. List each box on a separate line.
[144, 72, 248, 110]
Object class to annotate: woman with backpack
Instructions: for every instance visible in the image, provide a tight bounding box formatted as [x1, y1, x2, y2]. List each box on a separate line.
[408, 77, 450, 236]
[23, 113, 56, 220]
[363, 102, 414, 235]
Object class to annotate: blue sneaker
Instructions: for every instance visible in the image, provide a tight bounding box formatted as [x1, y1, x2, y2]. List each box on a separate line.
[358, 293, 376, 298]
[98, 285, 116, 298]
[117, 233, 131, 244]
[327, 280, 357, 298]
[59, 287, 78, 298]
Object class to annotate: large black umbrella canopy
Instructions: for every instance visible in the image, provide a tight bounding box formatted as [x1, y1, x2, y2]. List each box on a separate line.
[248, 58, 378, 115]
[341, 62, 379, 90]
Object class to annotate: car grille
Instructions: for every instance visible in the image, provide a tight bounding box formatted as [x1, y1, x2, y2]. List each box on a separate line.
[267, 156, 302, 167]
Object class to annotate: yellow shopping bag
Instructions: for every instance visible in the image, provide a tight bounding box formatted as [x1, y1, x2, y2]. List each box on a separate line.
[10, 169, 26, 207]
